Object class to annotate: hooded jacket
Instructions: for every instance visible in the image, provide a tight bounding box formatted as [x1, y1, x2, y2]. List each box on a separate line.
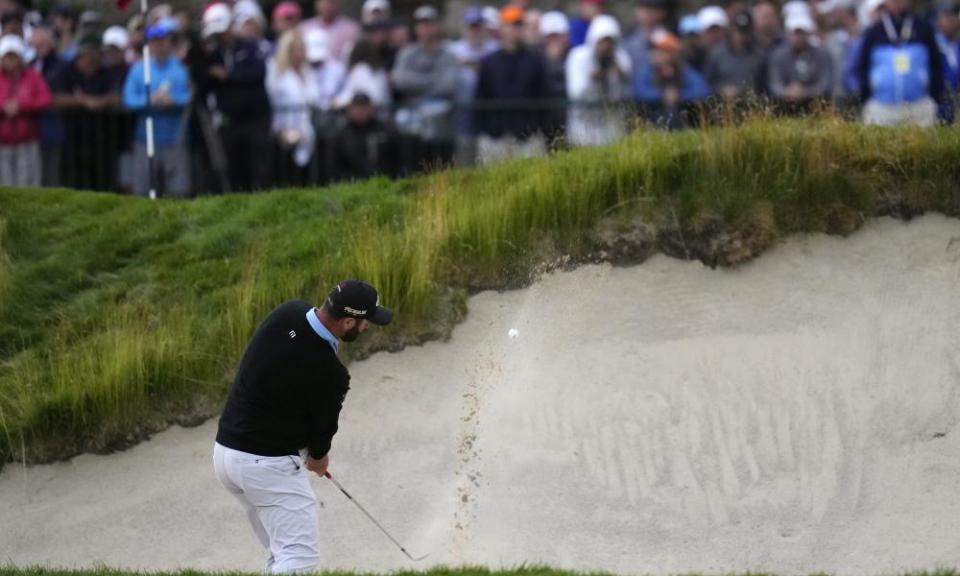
[565, 15, 632, 146]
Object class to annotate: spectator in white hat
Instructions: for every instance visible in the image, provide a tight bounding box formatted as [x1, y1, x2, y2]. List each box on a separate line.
[303, 28, 346, 112]
[698, 6, 730, 52]
[565, 14, 632, 146]
[101, 26, 129, 78]
[767, 11, 833, 112]
[301, 0, 360, 65]
[0, 33, 50, 186]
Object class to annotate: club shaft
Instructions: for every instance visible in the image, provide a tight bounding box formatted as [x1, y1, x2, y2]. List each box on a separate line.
[325, 472, 419, 561]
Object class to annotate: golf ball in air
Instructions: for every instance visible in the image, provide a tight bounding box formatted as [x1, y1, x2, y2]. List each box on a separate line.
[508, 328, 519, 339]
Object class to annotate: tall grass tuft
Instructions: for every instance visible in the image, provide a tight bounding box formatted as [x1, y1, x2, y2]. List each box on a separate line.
[1, 120, 958, 465]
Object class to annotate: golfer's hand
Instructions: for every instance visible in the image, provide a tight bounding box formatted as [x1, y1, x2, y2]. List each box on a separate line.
[305, 454, 329, 477]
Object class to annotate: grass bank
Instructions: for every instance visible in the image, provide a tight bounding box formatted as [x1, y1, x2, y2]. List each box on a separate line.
[1, 119, 958, 467]
[1, 568, 959, 576]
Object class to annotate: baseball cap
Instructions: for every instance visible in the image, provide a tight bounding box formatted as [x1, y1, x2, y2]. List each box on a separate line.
[482, 6, 500, 30]
[234, 0, 265, 28]
[103, 25, 130, 49]
[362, 0, 390, 23]
[79, 10, 101, 27]
[0, 34, 25, 58]
[326, 280, 393, 326]
[304, 28, 330, 62]
[785, 12, 817, 33]
[782, 1, 813, 20]
[539, 11, 569, 37]
[817, 0, 855, 14]
[651, 29, 680, 53]
[146, 18, 177, 40]
[678, 13, 702, 36]
[464, 6, 484, 26]
[500, 5, 524, 25]
[698, 6, 729, 30]
[273, 1, 302, 21]
[78, 32, 102, 50]
[413, 5, 439, 22]
[203, 3, 233, 38]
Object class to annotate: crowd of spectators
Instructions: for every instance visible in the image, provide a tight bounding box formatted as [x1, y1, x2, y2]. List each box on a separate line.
[0, 0, 956, 195]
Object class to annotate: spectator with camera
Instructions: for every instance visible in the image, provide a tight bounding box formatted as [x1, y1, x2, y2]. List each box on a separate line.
[634, 30, 711, 130]
[565, 14, 631, 146]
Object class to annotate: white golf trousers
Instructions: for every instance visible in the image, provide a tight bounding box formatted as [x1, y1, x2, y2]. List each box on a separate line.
[213, 442, 320, 573]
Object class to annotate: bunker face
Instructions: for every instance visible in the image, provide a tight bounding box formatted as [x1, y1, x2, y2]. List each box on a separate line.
[2, 216, 959, 574]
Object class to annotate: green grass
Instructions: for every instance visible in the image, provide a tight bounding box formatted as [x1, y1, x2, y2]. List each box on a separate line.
[0, 568, 958, 576]
[1, 119, 958, 466]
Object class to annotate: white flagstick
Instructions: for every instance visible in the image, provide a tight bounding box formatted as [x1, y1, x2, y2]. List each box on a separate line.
[141, 0, 157, 200]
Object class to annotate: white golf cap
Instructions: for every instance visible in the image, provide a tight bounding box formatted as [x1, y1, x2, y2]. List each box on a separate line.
[782, 1, 813, 20]
[233, 0, 266, 30]
[539, 11, 570, 37]
[698, 6, 729, 30]
[412, 5, 439, 22]
[859, 0, 886, 26]
[785, 12, 817, 32]
[203, 3, 233, 38]
[482, 6, 500, 30]
[304, 28, 330, 62]
[0, 34, 25, 58]
[362, 0, 390, 22]
[816, 0, 855, 14]
[103, 25, 129, 50]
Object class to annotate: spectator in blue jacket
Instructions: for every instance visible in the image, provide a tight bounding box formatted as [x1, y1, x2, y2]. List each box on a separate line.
[123, 18, 192, 197]
[858, 0, 945, 126]
[634, 31, 711, 130]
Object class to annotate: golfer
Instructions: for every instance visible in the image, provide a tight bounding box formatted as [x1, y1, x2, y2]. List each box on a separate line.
[213, 280, 392, 573]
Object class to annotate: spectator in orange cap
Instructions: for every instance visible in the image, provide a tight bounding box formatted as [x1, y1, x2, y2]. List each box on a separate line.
[474, 4, 549, 165]
[633, 30, 711, 130]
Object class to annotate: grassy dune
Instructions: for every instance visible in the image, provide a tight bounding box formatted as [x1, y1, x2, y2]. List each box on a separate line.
[1, 119, 958, 466]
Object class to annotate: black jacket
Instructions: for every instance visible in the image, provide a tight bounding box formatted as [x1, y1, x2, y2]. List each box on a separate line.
[193, 37, 270, 122]
[475, 46, 549, 140]
[216, 301, 350, 459]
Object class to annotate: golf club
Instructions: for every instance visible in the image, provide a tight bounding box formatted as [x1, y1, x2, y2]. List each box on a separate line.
[324, 471, 429, 562]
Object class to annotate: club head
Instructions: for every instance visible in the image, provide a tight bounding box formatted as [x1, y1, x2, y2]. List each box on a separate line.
[403, 550, 430, 562]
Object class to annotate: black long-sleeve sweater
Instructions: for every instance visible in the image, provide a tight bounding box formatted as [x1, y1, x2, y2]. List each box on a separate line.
[216, 301, 350, 459]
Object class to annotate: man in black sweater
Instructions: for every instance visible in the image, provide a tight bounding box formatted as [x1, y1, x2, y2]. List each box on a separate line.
[214, 280, 392, 573]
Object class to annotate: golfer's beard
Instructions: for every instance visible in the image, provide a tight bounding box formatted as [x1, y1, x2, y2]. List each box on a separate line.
[341, 324, 362, 342]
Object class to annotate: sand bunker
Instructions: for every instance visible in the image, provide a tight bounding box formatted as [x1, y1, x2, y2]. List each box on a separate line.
[2, 215, 959, 575]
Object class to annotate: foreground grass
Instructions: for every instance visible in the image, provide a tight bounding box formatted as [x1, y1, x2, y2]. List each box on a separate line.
[1, 118, 959, 466]
[1, 568, 959, 576]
